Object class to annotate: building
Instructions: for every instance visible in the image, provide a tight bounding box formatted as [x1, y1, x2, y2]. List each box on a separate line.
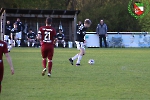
[0, 8, 80, 45]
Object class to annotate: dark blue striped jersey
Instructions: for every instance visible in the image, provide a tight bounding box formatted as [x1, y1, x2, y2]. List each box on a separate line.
[11, 28, 19, 34]
[76, 24, 87, 42]
[56, 33, 65, 40]
[15, 21, 24, 32]
[5, 24, 13, 35]
[27, 32, 36, 39]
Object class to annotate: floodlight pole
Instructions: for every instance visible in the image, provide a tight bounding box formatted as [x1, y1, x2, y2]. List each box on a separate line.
[0, 10, 6, 40]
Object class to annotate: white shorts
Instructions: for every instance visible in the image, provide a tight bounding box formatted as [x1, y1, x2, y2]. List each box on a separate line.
[4, 35, 9, 41]
[75, 41, 85, 50]
[28, 39, 35, 43]
[16, 31, 22, 39]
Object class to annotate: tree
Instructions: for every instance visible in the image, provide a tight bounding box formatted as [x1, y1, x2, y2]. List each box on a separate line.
[0, 0, 150, 32]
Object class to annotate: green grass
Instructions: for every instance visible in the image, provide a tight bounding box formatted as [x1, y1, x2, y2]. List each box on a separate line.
[1, 47, 150, 100]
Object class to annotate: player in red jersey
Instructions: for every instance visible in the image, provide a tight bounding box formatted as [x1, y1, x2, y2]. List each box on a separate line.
[37, 17, 57, 77]
[0, 40, 14, 93]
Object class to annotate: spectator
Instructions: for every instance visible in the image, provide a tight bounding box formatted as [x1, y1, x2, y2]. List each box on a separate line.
[10, 23, 19, 50]
[55, 29, 66, 48]
[4, 21, 13, 51]
[96, 19, 108, 48]
[4, 21, 12, 42]
[27, 29, 36, 47]
[15, 18, 25, 47]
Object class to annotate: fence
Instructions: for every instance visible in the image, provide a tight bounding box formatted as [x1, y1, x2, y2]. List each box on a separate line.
[85, 32, 150, 48]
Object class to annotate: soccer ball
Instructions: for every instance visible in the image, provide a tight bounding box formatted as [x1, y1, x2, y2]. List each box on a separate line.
[88, 59, 95, 65]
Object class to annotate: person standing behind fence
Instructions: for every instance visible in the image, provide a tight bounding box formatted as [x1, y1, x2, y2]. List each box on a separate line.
[96, 19, 108, 48]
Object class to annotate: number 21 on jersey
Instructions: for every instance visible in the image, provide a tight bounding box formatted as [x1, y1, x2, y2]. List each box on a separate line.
[44, 31, 51, 42]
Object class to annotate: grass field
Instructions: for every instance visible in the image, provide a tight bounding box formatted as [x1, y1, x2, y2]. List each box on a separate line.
[1, 47, 150, 100]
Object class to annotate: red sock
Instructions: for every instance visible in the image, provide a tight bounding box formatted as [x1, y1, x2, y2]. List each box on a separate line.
[48, 61, 52, 74]
[42, 59, 47, 69]
[0, 84, 1, 93]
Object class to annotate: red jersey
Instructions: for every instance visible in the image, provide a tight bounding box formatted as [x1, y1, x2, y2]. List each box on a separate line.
[0, 41, 8, 87]
[38, 26, 56, 45]
[0, 40, 8, 67]
[0, 40, 8, 60]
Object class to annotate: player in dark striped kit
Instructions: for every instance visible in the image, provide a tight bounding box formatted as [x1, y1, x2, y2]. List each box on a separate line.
[69, 19, 91, 66]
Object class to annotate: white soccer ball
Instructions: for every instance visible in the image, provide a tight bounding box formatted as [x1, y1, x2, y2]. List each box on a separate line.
[88, 59, 95, 65]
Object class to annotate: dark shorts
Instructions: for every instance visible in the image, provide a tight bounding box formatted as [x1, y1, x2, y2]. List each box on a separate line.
[41, 43, 54, 60]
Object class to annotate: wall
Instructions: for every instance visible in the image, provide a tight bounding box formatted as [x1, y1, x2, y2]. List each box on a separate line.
[85, 32, 150, 48]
